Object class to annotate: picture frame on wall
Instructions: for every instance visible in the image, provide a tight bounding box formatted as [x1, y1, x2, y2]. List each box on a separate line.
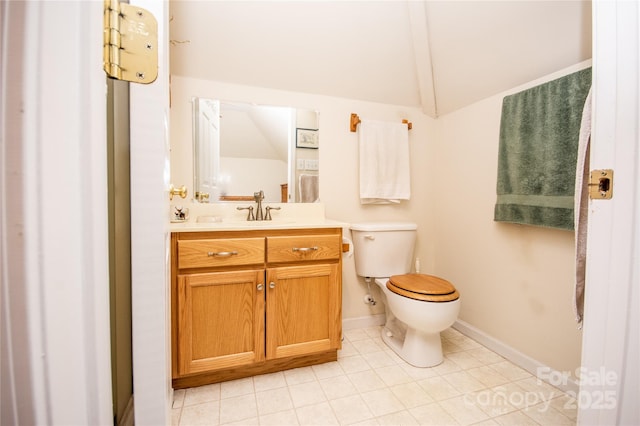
[296, 128, 319, 149]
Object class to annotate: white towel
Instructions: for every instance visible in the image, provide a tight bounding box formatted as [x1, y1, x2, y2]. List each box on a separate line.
[574, 87, 592, 329]
[299, 174, 319, 203]
[359, 119, 411, 204]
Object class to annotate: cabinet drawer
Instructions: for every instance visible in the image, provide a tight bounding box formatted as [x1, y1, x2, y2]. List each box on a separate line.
[267, 234, 340, 263]
[178, 238, 264, 269]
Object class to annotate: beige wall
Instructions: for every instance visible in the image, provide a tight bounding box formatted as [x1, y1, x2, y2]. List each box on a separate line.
[170, 75, 439, 322]
[170, 62, 586, 375]
[433, 62, 590, 376]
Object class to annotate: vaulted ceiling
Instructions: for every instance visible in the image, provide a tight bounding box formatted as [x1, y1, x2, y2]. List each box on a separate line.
[169, 1, 592, 117]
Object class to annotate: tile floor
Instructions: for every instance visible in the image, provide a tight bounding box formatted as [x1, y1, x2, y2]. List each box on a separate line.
[171, 326, 577, 425]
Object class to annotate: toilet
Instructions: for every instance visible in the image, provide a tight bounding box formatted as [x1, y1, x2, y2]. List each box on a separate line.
[350, 222, 460, 367]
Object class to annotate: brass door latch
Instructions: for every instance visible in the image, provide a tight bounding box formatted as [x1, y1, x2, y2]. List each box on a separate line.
[195, 192, 210, 202]
[588, 169, 614, 199]
[169, 184, 187, 200]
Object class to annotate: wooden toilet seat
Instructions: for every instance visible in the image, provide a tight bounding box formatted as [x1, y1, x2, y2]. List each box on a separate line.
[387, 274, 459, 302]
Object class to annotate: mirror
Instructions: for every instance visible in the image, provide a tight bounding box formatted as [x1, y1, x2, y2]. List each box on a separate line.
[193, 98, 320, 203]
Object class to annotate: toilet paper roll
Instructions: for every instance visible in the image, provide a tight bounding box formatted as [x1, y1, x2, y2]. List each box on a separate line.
[342, 236, 353, 257]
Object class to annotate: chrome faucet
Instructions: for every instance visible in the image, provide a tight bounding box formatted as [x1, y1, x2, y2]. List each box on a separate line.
[236, 205, 255, 221]
[265, 206, 281, 220]
[254, 190, 265, 221]
[238, 190, 280, 221]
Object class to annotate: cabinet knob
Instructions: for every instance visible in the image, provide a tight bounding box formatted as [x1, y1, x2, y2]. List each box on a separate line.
[269, 282, 276, 289]
[257, 283, 264, 291]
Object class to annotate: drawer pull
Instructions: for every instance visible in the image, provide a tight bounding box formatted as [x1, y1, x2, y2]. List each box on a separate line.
[269, 282, 276, 289]
[207, 251, 239, 257]
[292, 246, 319, 253]
[257, 283, 264, 291]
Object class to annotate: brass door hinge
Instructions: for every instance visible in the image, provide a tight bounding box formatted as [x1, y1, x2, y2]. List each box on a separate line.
[589, 169, 614, 199]
[103, 0, 158, 84]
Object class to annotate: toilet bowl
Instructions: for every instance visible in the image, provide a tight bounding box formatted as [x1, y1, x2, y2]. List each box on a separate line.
[350, 222, 461, 367]
[375, 274, 460, 367]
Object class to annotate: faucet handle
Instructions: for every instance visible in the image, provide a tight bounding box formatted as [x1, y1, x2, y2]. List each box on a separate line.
[237, 205, 255, 221]
[265, 206, 281, 220]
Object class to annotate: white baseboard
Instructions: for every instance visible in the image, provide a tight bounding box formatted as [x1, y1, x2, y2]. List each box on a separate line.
[342, 314, 385, 331]
[453, 320, 579, 394]
[342, 316, 578, 394]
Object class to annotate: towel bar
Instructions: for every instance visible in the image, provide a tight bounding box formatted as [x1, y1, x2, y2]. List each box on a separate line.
[349, 113, 412, 132]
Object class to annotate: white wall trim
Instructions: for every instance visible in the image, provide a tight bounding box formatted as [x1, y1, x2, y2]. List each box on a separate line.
[342, 315, 580, 394]
[129, 1, 172, 424]
[342, 314, 386, 331]
[1, 1, 113, 424]
[453, 320, 579, 394]
[579, 0, 640, 424]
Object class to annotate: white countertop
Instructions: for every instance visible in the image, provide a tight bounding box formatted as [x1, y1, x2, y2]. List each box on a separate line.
[170, 218, 348, 233]
[169, 202, 349, 232]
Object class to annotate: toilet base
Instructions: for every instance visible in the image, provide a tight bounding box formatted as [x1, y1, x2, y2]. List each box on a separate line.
[381, 320, 444, 367]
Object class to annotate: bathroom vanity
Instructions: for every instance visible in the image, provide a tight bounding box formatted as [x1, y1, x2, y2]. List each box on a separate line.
[170, 219, 344, 389]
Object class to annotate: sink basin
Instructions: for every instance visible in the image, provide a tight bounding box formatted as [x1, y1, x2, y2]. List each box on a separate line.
[196, 215, 223, 223]
[224, 220, 295, 228]
[191, 215, 299, 227]
[170, 217, 345, 232]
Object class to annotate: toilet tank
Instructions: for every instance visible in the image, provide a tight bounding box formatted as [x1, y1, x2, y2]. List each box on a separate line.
[350, 222, 417, 278]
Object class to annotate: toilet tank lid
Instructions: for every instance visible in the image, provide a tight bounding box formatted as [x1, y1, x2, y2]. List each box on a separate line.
[350, 222, 418, 231]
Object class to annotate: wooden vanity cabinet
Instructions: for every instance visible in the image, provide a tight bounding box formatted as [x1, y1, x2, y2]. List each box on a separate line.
[174, 237, 266, 377]
[266, 234, 342, 360]
[171, 228, 342, 389]
[176, 269, 265, 375]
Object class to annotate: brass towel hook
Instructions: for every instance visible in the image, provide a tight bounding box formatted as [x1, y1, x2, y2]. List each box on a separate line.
[350, 113, 361, 132]
[169, 184, 188, 200]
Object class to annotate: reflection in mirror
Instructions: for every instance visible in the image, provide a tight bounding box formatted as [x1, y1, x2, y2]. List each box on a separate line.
[193, 98, 220, 203]
[193, 98, 319, 203]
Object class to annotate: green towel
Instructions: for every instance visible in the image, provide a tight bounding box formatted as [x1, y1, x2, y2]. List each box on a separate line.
[494, 67, 592, 231]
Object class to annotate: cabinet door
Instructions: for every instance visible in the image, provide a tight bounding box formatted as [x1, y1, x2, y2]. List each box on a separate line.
[177, 270, 265, 375]
[266, 264, 341, 359]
